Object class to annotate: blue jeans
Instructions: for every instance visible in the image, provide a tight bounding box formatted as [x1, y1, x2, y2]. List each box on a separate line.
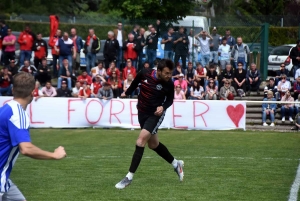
[59, 55, 72, 77]
[210, 51, 219, 64]
[205, 80, 219, 89]
[189, 52, 198, 68]
[295, 107, 300, 115]
[262, 110, 275, 123]
[200, 54, 210, 67]
[138, 51, 144, 70]
[117, 47, 123, 69]
[147, 49, 156, 68]
[281, 106, 294, 118]
[86, 53, 96, 75]
[57, 77, 72, 90]
[235, 57, 246, 70]
[164, 50, 174, 60]
[20, 50, 32, 66]
[0, 85, 12, 96]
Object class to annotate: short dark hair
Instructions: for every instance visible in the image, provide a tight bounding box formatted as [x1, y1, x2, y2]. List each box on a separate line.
[237, 61, 243, 66]
[13, 72, 35, 98]
[144, 61, 149, 65]
[269, 78, 275, 81]
[209, 64, 215, 69]
[222, 37, 227, 41]
[0, 20, 5, 24]
[157, 59, 174, 72]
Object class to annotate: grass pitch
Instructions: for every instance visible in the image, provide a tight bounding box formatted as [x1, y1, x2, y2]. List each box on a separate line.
[11, 129, 300, 201]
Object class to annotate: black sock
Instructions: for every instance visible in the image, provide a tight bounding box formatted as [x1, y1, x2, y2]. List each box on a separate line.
[153, 142, 174, 164]
[129, 145, 145, 173]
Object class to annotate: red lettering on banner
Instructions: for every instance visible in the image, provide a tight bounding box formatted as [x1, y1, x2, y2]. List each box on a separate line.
[193, 101, 209, 127]
[68, 99, 81, 124]
[85, 99, 103, 124]
[2, 99, 12, 106]
[130, 100, 139, 126]
[109, 99, 125, 124]
[29, 103, 44, 124]
[172, 101, 188, 129]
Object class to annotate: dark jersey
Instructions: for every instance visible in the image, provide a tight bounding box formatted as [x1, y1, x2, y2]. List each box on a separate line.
[125, 68, 174, 115]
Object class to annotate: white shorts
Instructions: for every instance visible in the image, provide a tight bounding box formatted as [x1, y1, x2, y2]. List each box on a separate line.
[0, 179, 25, 201]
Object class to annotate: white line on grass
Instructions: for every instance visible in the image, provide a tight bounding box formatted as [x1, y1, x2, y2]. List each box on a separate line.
[288, 162, 300, 201]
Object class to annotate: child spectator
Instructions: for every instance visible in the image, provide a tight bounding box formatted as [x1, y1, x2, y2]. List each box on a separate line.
[264, 78, 279, 100]
[0, 67, 12, 96]
[293, 76, 300, 100]
[107, 61, 120, 78]
[77, 71, 92, 86]
[56, 80, 72, 97]
[205, 79, 218, 100]
[185, 62, 195, 86]
[190, 80, 204, 100]
[205, 64, 218, 88]
[172, 62, 185, 81]
[234, 62, 247, 97]
[97, 82, 113, 100]
[123, 74, 135, 97]
[262, 91, 276, 126]
[277, 74, 291, 98]
[194, 63, 207, 88]
[281, 91, 294, 122]
[72, 81, 82, 97]
[174, 74, 188, 95]
[246, 63, 261, 95]
[91, 61, 107, 80]
[108, 71, 122, 98]
[41, 81, 57, 97]
[91, 75, 105, 98]
[220, 80, 236, 100]
[78, 82, 91, 99]
[122, 59, 137, 80]
[174, 84, 186, 100]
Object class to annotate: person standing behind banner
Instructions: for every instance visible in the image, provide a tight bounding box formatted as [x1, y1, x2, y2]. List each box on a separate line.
[48, 29, 61, 78]
[0, 20, 9, 64]
[123, 33, 139, 69]
[2, 28, 16, 65]
[103, 31, 119, 69]
[146, 27, 158, 68]
[17, 25, 36, 66]
[173, 26, 189, 70]
[70, 28, 83, 72]
[114, 22, 126, 69]
[32, 33, 48, 68]
[161, 27, 174, 61]
[83, 29, 100, 75]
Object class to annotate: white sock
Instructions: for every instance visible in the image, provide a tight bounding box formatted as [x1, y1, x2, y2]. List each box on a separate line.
[171, 159, 178, 168]
[126, 172, 134, 180]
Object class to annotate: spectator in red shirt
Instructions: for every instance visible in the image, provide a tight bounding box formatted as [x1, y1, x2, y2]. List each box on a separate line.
[0, 67, 12, 96]
[78, 82, 91, 99]
[33, 81, 43, 101]
[107, 61, 120, 78]
[48, 29, 61, 78]
[77, 71, 92, 86]
[123, 33, 139, 69]
[108, 71, 122, 98]
[17, 25, 36, 66]
[32, 33, 48, 68]
[91, 75, 106, 98]
[122, 59, 137, 81]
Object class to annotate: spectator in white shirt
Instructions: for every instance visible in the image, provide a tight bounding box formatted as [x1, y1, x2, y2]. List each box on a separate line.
[188, 29, 200, 67]
[218, 37, 231, 70]
[189, 80, 204, 100]
[72, 81, 82, 97]
[277, 74, 291, 98]
[90, 61, 107, 80]
[198, 31, 212, 68]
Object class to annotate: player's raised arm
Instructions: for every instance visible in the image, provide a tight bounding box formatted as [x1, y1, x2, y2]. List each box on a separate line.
[19, 143, 66, 160]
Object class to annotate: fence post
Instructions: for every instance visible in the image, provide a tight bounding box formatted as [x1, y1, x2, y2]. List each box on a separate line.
[192, 20, 194, 66]
[260, 23, 269, 81]
[73, 16, 76, 24]
[281, 18, 283, 27]
[298, 23, 300, 39]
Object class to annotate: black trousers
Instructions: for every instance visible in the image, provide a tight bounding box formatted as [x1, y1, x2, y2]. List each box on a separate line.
[4, 51, 15, 65]
[174, 54, 187, 69]
[34, 58, 42, 68]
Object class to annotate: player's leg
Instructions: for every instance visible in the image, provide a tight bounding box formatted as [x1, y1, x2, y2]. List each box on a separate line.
[2, 179, 26, 201]
[148, 128, 184, 181]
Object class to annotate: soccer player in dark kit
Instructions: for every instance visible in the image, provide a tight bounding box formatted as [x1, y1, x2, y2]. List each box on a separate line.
[115, 59, 184, 189]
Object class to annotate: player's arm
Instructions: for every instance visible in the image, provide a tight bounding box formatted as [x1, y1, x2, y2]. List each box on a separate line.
[163, 83, 175, 110]
[124, 70, 143, 96]
[19, 142, 66, 160]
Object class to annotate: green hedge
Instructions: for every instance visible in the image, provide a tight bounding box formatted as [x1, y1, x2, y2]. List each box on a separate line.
[5, 21, 300, 46]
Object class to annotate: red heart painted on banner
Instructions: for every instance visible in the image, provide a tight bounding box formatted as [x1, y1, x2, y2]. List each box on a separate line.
[226, 104, 245, 128]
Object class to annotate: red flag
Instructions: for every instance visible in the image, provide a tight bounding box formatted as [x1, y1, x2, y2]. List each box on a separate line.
[49, 15, 59, 47]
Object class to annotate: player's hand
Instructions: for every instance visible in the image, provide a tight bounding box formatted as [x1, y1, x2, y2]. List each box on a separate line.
[154, 106, 164, 116]
[120, 92, 126, 98]
[53, 146, 67, 159]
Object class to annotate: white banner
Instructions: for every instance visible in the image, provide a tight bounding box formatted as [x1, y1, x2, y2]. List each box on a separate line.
[0, 97, 246, 130]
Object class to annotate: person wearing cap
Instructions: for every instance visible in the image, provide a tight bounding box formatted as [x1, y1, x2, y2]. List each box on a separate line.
[0, 67, 12, 96]
[172, 62, 185, 81]
[173, 73, 188, 95]
[78, 82, 91, 99]
[188, 29, 200, 67]
[91, 75, 106, 98]
[262, 91, 276, 126]
[210, 27, 221, 66]
[122, 59, 137, 81]
[289, 39, 300, 77]
[97, 82, 113, 100]
[2, 28, 16, 65]
[56, 80, 72, 97]
[264, 77, 279, 100]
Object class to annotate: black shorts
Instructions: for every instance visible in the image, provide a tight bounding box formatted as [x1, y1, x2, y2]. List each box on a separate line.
[138, 111, 166, 134]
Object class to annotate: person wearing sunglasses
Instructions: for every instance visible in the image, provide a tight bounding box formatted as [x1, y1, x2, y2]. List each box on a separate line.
[205, 79, 218, 100]
[234, 62, 247, 97]
[174, 84, 186, 100]
[281, 91, 294, 122]
[277, 74, 291, 99]
[275, 63, 290, 85]
[219, 80, 236, 100]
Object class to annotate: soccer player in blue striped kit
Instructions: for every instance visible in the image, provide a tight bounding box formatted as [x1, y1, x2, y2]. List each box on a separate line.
[0, 72, 67, 201]
[115, 59, 184, 189]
